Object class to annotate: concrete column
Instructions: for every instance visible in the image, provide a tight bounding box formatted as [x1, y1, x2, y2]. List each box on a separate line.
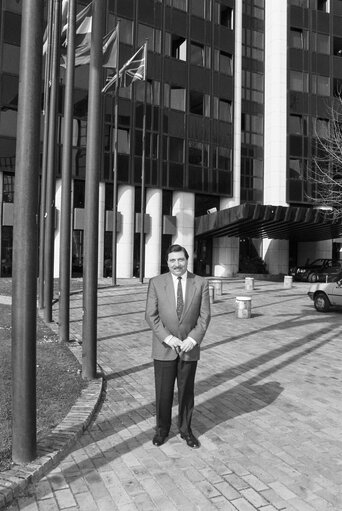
[145, 188, 162, 278]
[262, 239, 289, 275]
[98, 182, 105, 277]
[172, 191, 195, 272]
[212, 236, 239, 277]
[117, 184, 134, 278]
[53, 178, 62, 278]
[264, 0, 287, 205]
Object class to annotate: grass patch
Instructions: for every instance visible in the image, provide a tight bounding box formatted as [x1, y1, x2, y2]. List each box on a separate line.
[0, 303, 87, 472]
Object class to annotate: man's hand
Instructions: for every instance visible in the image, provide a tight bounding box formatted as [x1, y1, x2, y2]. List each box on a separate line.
[180, 337, 196, 353]
[166, 336, 183, 352]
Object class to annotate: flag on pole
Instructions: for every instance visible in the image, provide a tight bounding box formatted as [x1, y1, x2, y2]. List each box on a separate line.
[102, 27, 118, 69]
[102, 43, 146, 94]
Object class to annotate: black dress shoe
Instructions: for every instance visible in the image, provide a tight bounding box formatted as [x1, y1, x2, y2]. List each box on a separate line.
[180, 432, 200, 448]
[152, 434, 167, 446]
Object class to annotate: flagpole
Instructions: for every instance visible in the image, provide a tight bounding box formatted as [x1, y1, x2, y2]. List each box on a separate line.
[59, 0, 76, 342]
[82, 0, 105, 380]
[111, 21, 120, 287]
[39, 0, 53, 310]
[44, 0, 62, 323]
[12, 0, 44, 464]
[139, 42, 147, 284]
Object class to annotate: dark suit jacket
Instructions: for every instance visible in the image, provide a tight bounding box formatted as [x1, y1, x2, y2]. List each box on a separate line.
[145, 271, 211, 361]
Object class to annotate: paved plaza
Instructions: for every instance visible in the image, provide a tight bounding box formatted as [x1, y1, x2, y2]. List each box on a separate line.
[3, 278, 342, 510]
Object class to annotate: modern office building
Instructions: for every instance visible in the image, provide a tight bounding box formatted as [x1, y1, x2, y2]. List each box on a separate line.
[1, 0, 342, 279]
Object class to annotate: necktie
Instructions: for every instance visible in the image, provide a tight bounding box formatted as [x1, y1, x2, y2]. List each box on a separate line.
[176, 277, 184, 319]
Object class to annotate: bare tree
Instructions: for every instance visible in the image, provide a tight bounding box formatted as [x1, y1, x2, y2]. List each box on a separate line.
[307, 96, 342, 219]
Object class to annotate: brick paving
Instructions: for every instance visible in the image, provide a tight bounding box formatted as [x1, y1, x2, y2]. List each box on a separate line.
[2, 278, 342, 510]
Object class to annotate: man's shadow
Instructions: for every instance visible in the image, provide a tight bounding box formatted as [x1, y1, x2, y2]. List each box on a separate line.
[173, 380, 283, 437]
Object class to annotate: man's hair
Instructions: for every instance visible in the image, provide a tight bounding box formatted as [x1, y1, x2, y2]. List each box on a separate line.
[166, 244, 189, 260]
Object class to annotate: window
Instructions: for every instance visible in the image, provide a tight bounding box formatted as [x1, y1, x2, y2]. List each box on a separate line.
[167, 0, 188, 11]
[290, 70, 309, 92]
[188, 141, 208, 166]
[333, 78, 342, 97]
[190, 42, 204, 66]
[170, 86, 186, 111]
[171, 35, 187, 60]
[333, 37, 342, 56]
[215, 3, 233, 29]
[214, 98, 232, 122]
[3, 12, 21, 46]
[289, 0, 309, 6]
[118, 18, 133, 45]
[314, 118, 329, 138]
[314, 33, 330, 54]
[213, 146, 231, 170]
[118, 129, 130, 154]
[290, 28, 308, 50]
[169, 137, 184, 163]
[289, 158, 304, 179]
[3, 173, 14, 203]
[214, 50, 233, 75]
[289, 115, 307, 135]
[312, 74, 330, 96]
[137, 24, 161, 53]
[191, 0, 205, 18]
[317, 0, 329, 12]
[189, 91, 204, 115]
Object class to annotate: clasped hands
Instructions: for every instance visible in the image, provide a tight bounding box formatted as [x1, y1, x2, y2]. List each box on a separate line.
[168, 336, 196, 353]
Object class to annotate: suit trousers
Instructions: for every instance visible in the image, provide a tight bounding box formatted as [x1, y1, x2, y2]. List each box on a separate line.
[154, 356, 197, 437]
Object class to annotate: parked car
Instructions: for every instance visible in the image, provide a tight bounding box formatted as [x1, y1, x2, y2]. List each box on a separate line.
[307, 260, 342, 283]
[290, 258, 339, 282]
[308, 274, 342, 312]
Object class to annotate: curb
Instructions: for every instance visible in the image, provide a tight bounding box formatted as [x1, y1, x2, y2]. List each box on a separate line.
[0, 372, 103, 510]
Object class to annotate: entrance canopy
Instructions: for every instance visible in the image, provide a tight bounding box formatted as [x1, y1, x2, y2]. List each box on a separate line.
[194, 204, 342, 242]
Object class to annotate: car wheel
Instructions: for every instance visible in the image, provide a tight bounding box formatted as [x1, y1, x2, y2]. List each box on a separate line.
[309, 273, 318, 283]
[314, 292, 330, 312]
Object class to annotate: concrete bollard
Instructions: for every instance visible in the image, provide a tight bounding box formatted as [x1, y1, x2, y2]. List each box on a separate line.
[210, 279, 222, 296]
[284, 275, 293, 289]
[245, 277, 254, 291]
[235, 296, 252, 319]
[209, 285, 215, 304]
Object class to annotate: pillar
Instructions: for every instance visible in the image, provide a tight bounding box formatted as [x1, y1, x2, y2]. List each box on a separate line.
[53, 178, 62, 278]
[212, 236, 239, 277]
[262, 239, 289, 275]
[172, 191, 195, 272]
[117, 184, 134, 278]
[145, 188, 162, 278]
[98, 182, 105, 277]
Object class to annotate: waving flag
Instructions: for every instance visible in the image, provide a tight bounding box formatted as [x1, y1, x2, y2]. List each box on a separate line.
[102, 43, 146, 94]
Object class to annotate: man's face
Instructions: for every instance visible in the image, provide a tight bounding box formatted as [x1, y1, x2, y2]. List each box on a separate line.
[167, 250, 188, 277]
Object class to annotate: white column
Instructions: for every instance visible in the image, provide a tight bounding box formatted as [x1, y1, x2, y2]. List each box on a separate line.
[172, 191, 195, 272]
[212, 237, 239, 277]
[117, 184, 134, 278]
[264, 0, 287, 205]
[145, 188, 162, 278]
[98, 182, 105, 277]
[54, 178, 62, 278]
[229, 0, 243, 208]
[262, 239, 289, 275]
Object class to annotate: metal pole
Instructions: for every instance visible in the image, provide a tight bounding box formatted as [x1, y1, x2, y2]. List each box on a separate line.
[82, 0, 105, 379]
[111, 25, 120, 286]
[39, 0, 53, 310]
[139, 60, 147, 284]
[59, 0, 76, 342]
[12, 0, 44, 463]
[44, 0, 62, 323]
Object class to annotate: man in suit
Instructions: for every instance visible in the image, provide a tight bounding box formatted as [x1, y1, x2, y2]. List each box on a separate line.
[145, 244, 211, 448]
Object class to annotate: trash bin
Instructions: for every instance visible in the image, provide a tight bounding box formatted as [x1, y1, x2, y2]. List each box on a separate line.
[284, 275, 293, 289]
[235, 296, 252, 319]
[245, 277, 254, 291]
[209, 285, 215, 303]
[210, 279, 222, 296]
